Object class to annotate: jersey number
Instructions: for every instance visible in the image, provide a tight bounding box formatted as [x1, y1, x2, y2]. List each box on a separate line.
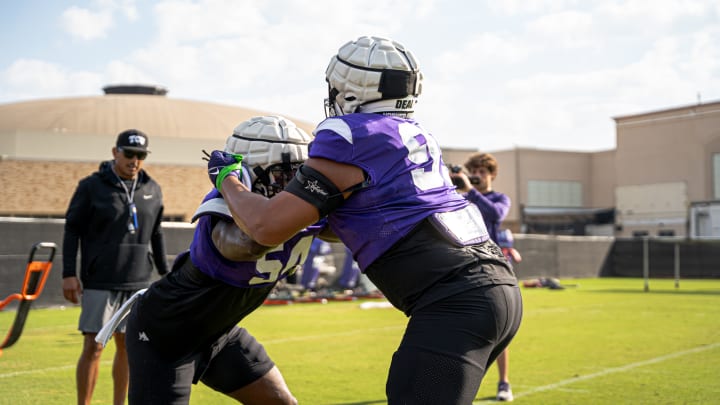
[248, 235, 314, 285]
[398, 122, 448, 191]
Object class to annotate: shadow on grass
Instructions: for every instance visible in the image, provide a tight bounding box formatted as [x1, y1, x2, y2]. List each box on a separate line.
[587, 288, 720, 296]
[329, 395, 499, 405]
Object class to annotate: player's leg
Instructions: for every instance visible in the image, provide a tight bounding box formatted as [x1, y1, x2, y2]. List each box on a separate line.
[226, 366, 296, 405]
[497, 348, 509, 383]
[385, 283, 522, 405]
[491, 284, 522, 402]
[125, 305, 198, 404]
[112, 332, 129, 405]
[77, 332, 103, 405]
[384, 285, 507, 404]
[201, 327, 297, 405]
[496, 348, 513, 401]
[77, 289, 120, 405]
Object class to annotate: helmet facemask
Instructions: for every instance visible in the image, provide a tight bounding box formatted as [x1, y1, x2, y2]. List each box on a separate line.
[324, 36, 423, 118]
[249, 153, 303, 198]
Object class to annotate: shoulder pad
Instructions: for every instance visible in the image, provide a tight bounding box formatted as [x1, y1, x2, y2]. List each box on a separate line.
[192, 198, 232, 223]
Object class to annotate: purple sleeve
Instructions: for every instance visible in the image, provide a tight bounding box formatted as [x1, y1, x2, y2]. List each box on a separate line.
[465, 189, 510, 223]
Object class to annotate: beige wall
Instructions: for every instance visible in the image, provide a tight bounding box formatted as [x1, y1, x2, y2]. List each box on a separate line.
[589, 150, 616, 208]
[0, 159, 210, 221]
[441, 147, 609, 232]
[615, 102, 720, 200]
[613, 101, 720, 236]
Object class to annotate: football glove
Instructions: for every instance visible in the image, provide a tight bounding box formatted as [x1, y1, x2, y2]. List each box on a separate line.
[203, 150, 243, 192]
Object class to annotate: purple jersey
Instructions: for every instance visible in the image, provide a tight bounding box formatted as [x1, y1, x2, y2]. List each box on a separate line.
[464, 189, 510, 243]
[189, 189, 323, 288]
[310, 113, 474, 269]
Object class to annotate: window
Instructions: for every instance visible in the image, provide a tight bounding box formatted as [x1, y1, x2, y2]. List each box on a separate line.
[527, 180, 582, 207]
[713, 154, 720, 199]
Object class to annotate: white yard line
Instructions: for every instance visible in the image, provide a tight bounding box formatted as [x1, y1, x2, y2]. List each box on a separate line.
[474, 342, 720, 403]
[0, 361, 110, 379]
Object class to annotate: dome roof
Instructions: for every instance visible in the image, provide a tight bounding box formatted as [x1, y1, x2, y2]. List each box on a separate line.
[0, 90, 317, 166]
[0, 93, 314, 140]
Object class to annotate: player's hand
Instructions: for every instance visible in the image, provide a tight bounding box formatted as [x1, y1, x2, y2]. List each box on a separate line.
[62, 276, 82, 304]
[203, 150, 243, 191]
[450, 171, 472, 192]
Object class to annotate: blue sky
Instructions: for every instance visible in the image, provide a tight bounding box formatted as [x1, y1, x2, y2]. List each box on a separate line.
[1, 0, 719, 151]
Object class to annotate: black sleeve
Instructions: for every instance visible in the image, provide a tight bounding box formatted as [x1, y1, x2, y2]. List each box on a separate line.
[284, 165, 344, 218]
[150, 204, 169, 275]
[62, 180, 90, 278]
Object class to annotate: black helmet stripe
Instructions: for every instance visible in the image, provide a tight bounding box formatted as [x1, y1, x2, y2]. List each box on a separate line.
[336, 57, 420, 99]
[231, 134, 309, 145]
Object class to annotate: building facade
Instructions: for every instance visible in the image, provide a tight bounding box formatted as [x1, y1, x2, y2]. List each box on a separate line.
[2, 89, 719, 237]
[0, 86, 315, 222]
[444, 100, 720, 237]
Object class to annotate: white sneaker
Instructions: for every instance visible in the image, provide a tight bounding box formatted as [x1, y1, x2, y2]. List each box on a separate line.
[496, 381, 514, 402]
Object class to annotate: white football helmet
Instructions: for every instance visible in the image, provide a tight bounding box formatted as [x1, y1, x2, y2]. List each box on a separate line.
[224, 115, 313, 197]
[324, 36, 423, 118]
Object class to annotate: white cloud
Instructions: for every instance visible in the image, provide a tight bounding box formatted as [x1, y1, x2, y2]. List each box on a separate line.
[116, 0, 140, 21]
[1, 59, 102, 99]
[487, 0, 580, 16]
[598, 0, 711, 23]
[60, 6, 114, 40]
[432, 33, 531, 77]
[60, 0, 141, 40]
[527, 11, 595, 48]
[105, 61, 157, 85]
[153, 0, 267, 42]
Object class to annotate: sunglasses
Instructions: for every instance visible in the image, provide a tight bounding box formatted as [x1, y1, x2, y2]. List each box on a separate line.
[119, 148, 148, 160]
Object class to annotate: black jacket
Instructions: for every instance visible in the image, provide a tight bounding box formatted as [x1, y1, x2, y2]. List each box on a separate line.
[63, 161, 169, 290]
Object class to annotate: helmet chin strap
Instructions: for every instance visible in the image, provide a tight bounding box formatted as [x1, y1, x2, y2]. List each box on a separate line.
[324, 86, 342, 117]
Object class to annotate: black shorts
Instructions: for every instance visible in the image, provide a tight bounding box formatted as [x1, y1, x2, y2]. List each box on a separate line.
[364, 219, 523, 404]
[386, 282, 523, 405]
[127, 324, 274, 404]
[125, 253, 277, 404]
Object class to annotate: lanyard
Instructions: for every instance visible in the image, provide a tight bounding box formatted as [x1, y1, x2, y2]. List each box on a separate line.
[112, 165, 139, 234]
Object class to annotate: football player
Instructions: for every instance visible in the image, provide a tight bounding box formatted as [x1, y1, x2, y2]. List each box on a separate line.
[208, 36, 523, 404]
[125, 116, 325, 404]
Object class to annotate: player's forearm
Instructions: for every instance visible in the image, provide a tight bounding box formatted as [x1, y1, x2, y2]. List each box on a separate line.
[219, 176, 313, 246]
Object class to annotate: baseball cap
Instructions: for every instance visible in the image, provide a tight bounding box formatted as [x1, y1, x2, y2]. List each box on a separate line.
[116, 129, 151, 153]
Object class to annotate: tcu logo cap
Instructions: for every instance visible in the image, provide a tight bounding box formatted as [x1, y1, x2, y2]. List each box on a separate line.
[116, 129, 150, 152]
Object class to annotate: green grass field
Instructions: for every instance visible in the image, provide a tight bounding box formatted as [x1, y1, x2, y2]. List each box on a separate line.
[1, 278, 719, 404]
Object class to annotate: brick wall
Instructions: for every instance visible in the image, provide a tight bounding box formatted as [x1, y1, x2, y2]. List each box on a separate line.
[0, 159, 211, 221]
